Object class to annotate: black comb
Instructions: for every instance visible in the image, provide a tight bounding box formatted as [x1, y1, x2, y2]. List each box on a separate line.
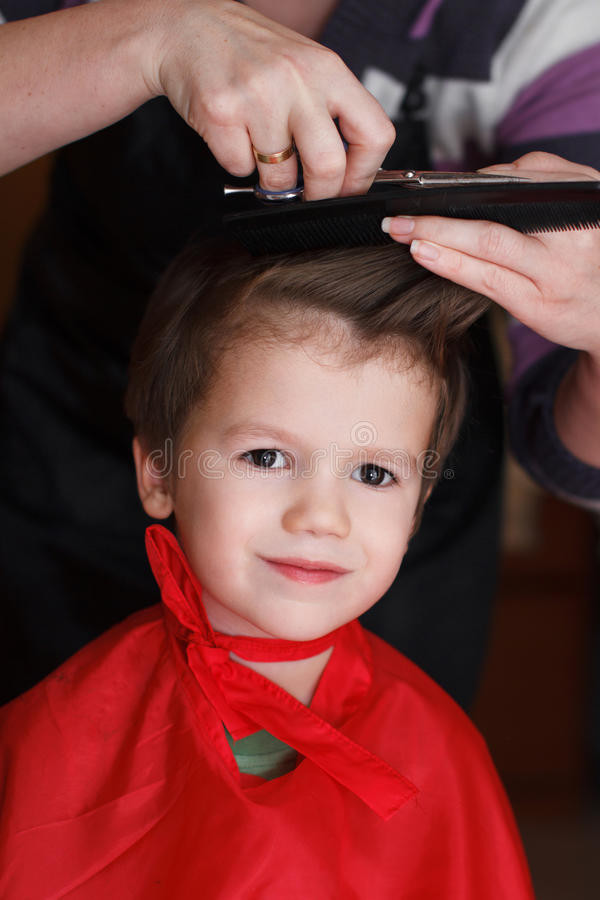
[223, 180, 600, 256]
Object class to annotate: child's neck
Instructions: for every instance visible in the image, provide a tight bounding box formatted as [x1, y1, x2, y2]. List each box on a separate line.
[229, 646, 334, 706]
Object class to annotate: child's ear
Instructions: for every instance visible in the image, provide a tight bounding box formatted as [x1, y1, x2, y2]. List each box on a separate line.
[132, 437, 175, 519]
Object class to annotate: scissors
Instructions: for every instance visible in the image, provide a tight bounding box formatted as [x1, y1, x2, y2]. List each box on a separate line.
[224, 170, 528, 202]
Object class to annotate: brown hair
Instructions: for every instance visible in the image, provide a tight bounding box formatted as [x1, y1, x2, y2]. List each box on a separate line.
[126, 239, 488, 506]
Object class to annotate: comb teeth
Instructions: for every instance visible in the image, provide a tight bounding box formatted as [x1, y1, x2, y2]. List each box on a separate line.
[446, 202, 600, 234]
[224, 181, 600, 255]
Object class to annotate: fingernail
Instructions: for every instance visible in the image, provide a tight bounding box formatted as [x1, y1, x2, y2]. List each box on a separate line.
[381, 216, 414, 235]
[411, 239, 440, 261]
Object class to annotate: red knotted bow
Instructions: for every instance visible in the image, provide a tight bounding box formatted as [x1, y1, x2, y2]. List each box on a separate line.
[146, 525, 417, 820]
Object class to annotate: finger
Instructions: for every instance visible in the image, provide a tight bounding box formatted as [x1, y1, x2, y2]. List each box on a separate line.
[203, 123, 257, 178]
[408, 239, 540, 321]
[382, 215, 547, 281]
[335, 91, 396, 196]
[246, 98, 298, 191]
[480, 152, 600, 181]
[290, 106, 347, 200]
[252, 138, 299, 194]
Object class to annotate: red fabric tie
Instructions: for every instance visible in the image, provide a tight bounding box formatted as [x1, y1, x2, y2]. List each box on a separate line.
[146, 525, 417, 820]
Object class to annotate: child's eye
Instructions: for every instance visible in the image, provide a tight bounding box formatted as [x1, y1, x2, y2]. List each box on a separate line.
[351, 463, 395, 487]
[243, 449, 288, 469]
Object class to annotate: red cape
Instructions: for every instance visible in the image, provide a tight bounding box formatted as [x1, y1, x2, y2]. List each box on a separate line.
[0, 526, 533, 898]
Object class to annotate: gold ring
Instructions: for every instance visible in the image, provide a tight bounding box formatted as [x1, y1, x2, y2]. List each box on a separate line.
[252, 142, 295, 165]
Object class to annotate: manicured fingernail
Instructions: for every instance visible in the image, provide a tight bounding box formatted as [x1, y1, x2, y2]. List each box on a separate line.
[411, 239, 440, 261]
[381, 216, 414, 235]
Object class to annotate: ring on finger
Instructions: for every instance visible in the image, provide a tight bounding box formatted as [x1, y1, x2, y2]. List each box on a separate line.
[252, 142, 295, 165]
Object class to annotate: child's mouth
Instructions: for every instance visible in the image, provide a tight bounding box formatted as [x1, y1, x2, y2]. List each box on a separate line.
[262, 557, 350, 585]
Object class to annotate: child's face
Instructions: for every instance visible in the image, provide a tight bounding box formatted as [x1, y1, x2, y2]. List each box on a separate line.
[136, 335, 438, 641]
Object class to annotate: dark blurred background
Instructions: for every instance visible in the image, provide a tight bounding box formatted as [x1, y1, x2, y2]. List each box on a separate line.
[2, 157, 599, 898]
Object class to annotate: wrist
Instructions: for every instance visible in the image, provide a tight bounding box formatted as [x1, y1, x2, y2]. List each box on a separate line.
[141, 0, 235, 98]
[107, 0, 168, 100]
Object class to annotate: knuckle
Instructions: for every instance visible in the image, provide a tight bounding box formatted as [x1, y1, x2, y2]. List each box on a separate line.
[303, 148, 345, 183]
[199, 87, 239, 128]
[305, 161, 345, 186]
[260, 165, 296, 190]
[281, 45, 345, 96]
[202, 134, 253, 177]
[249, 52, 306, 96]
[478, 221, 510, 258]
[245, 61, 279, 95]
[480, 265, 505, 298]
[226, 157, 255, 178]
[372, 118, 396, 152]
[514, 150, 552, 168]
[446, 251, 466, 279]
[296, 45, 352, 87]
[311, 45, 345, 72]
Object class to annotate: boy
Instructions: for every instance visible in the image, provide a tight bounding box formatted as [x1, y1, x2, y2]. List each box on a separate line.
[0, 242, 533, 898]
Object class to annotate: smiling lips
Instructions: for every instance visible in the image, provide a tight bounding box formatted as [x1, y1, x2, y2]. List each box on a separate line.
[264, 557, 351, 585]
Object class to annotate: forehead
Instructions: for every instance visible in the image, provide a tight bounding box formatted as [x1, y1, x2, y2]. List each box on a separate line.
[186, 335, 439, 454]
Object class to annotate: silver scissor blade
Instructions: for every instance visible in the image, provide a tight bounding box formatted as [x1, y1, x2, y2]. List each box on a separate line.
[374, 170, 529, 185]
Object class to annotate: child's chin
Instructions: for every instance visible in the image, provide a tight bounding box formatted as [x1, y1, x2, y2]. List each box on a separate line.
[266, 617, 342, 643]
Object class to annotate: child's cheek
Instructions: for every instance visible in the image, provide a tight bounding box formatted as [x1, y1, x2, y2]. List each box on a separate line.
[367, 529, 408, 596]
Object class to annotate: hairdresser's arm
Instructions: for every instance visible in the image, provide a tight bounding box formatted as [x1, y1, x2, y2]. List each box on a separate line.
[384, 152, 600, 498]
[0, 0, 394, 199]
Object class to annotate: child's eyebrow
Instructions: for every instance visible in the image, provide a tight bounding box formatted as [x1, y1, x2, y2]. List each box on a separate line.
[362, 448, 418, 471]
[221, 422, 301, 446]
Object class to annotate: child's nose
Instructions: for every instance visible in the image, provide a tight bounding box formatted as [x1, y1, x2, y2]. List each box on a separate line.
[282, 479, 351, 539]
